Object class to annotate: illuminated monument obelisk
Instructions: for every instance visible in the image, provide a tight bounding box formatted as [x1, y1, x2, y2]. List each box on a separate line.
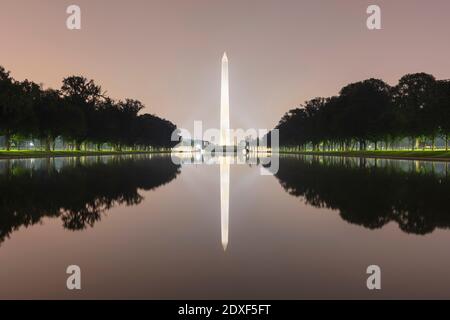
[220, 52, 230, 251]
[220, 52, 231, 147]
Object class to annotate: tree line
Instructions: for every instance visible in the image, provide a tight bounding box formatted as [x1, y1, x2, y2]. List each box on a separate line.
[276, 73, 450, 151]
[0, 66, 179, 151]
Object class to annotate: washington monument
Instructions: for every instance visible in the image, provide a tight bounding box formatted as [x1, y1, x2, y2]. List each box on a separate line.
[220, 52, 230, 251]
[220, 52, 231, 147]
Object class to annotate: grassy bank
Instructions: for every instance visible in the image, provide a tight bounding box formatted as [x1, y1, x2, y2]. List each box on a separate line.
[0, 150, 170, 159]
[280, 150, 450, 162]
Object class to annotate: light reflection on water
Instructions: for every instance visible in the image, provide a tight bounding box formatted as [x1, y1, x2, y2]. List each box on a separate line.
[220, 157, 230, 251]
[0, 154, 449, 299]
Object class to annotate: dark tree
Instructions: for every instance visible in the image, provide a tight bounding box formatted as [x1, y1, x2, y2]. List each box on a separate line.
[338, 79, 393, 150]
[435, 80, 450, 150]
[393, 73, 437, 149]
[0, 71, 36, 150]
[276, 73, 447, 152]
[1, 66, 179, 152]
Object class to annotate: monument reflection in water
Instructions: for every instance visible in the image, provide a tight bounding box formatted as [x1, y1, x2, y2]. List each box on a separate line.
[1, 153, 450, 245]
[1, 154, 450, 299]
[220, 157, 230, 251]
[174, 151, 269, 251]
[3, 153, 449, 247]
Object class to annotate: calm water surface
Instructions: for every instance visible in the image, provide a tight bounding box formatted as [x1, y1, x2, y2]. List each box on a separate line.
[0, 154, 449, 299]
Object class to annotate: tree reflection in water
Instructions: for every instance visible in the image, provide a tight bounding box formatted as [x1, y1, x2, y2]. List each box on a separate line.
[274, 155, 450, 235]
[0, 155, 180, 244]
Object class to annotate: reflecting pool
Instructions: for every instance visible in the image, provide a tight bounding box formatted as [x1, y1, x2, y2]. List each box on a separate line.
[0, 154, 449, 299]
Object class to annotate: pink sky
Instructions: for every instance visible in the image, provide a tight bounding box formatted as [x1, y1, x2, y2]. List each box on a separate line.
[1, 0, 449, 132]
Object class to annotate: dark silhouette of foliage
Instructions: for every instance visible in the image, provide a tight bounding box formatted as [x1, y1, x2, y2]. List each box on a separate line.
[0, 69, 36, 150]
[274, 155, 450, 235]
[0, 66, 178, 150]
[276, 73, 450, 151]
[0, 155, 180, 245]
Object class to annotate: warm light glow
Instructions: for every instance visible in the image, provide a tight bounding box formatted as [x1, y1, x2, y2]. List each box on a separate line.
[220, 52, 231, 146]
[220, 156, 230, 251]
